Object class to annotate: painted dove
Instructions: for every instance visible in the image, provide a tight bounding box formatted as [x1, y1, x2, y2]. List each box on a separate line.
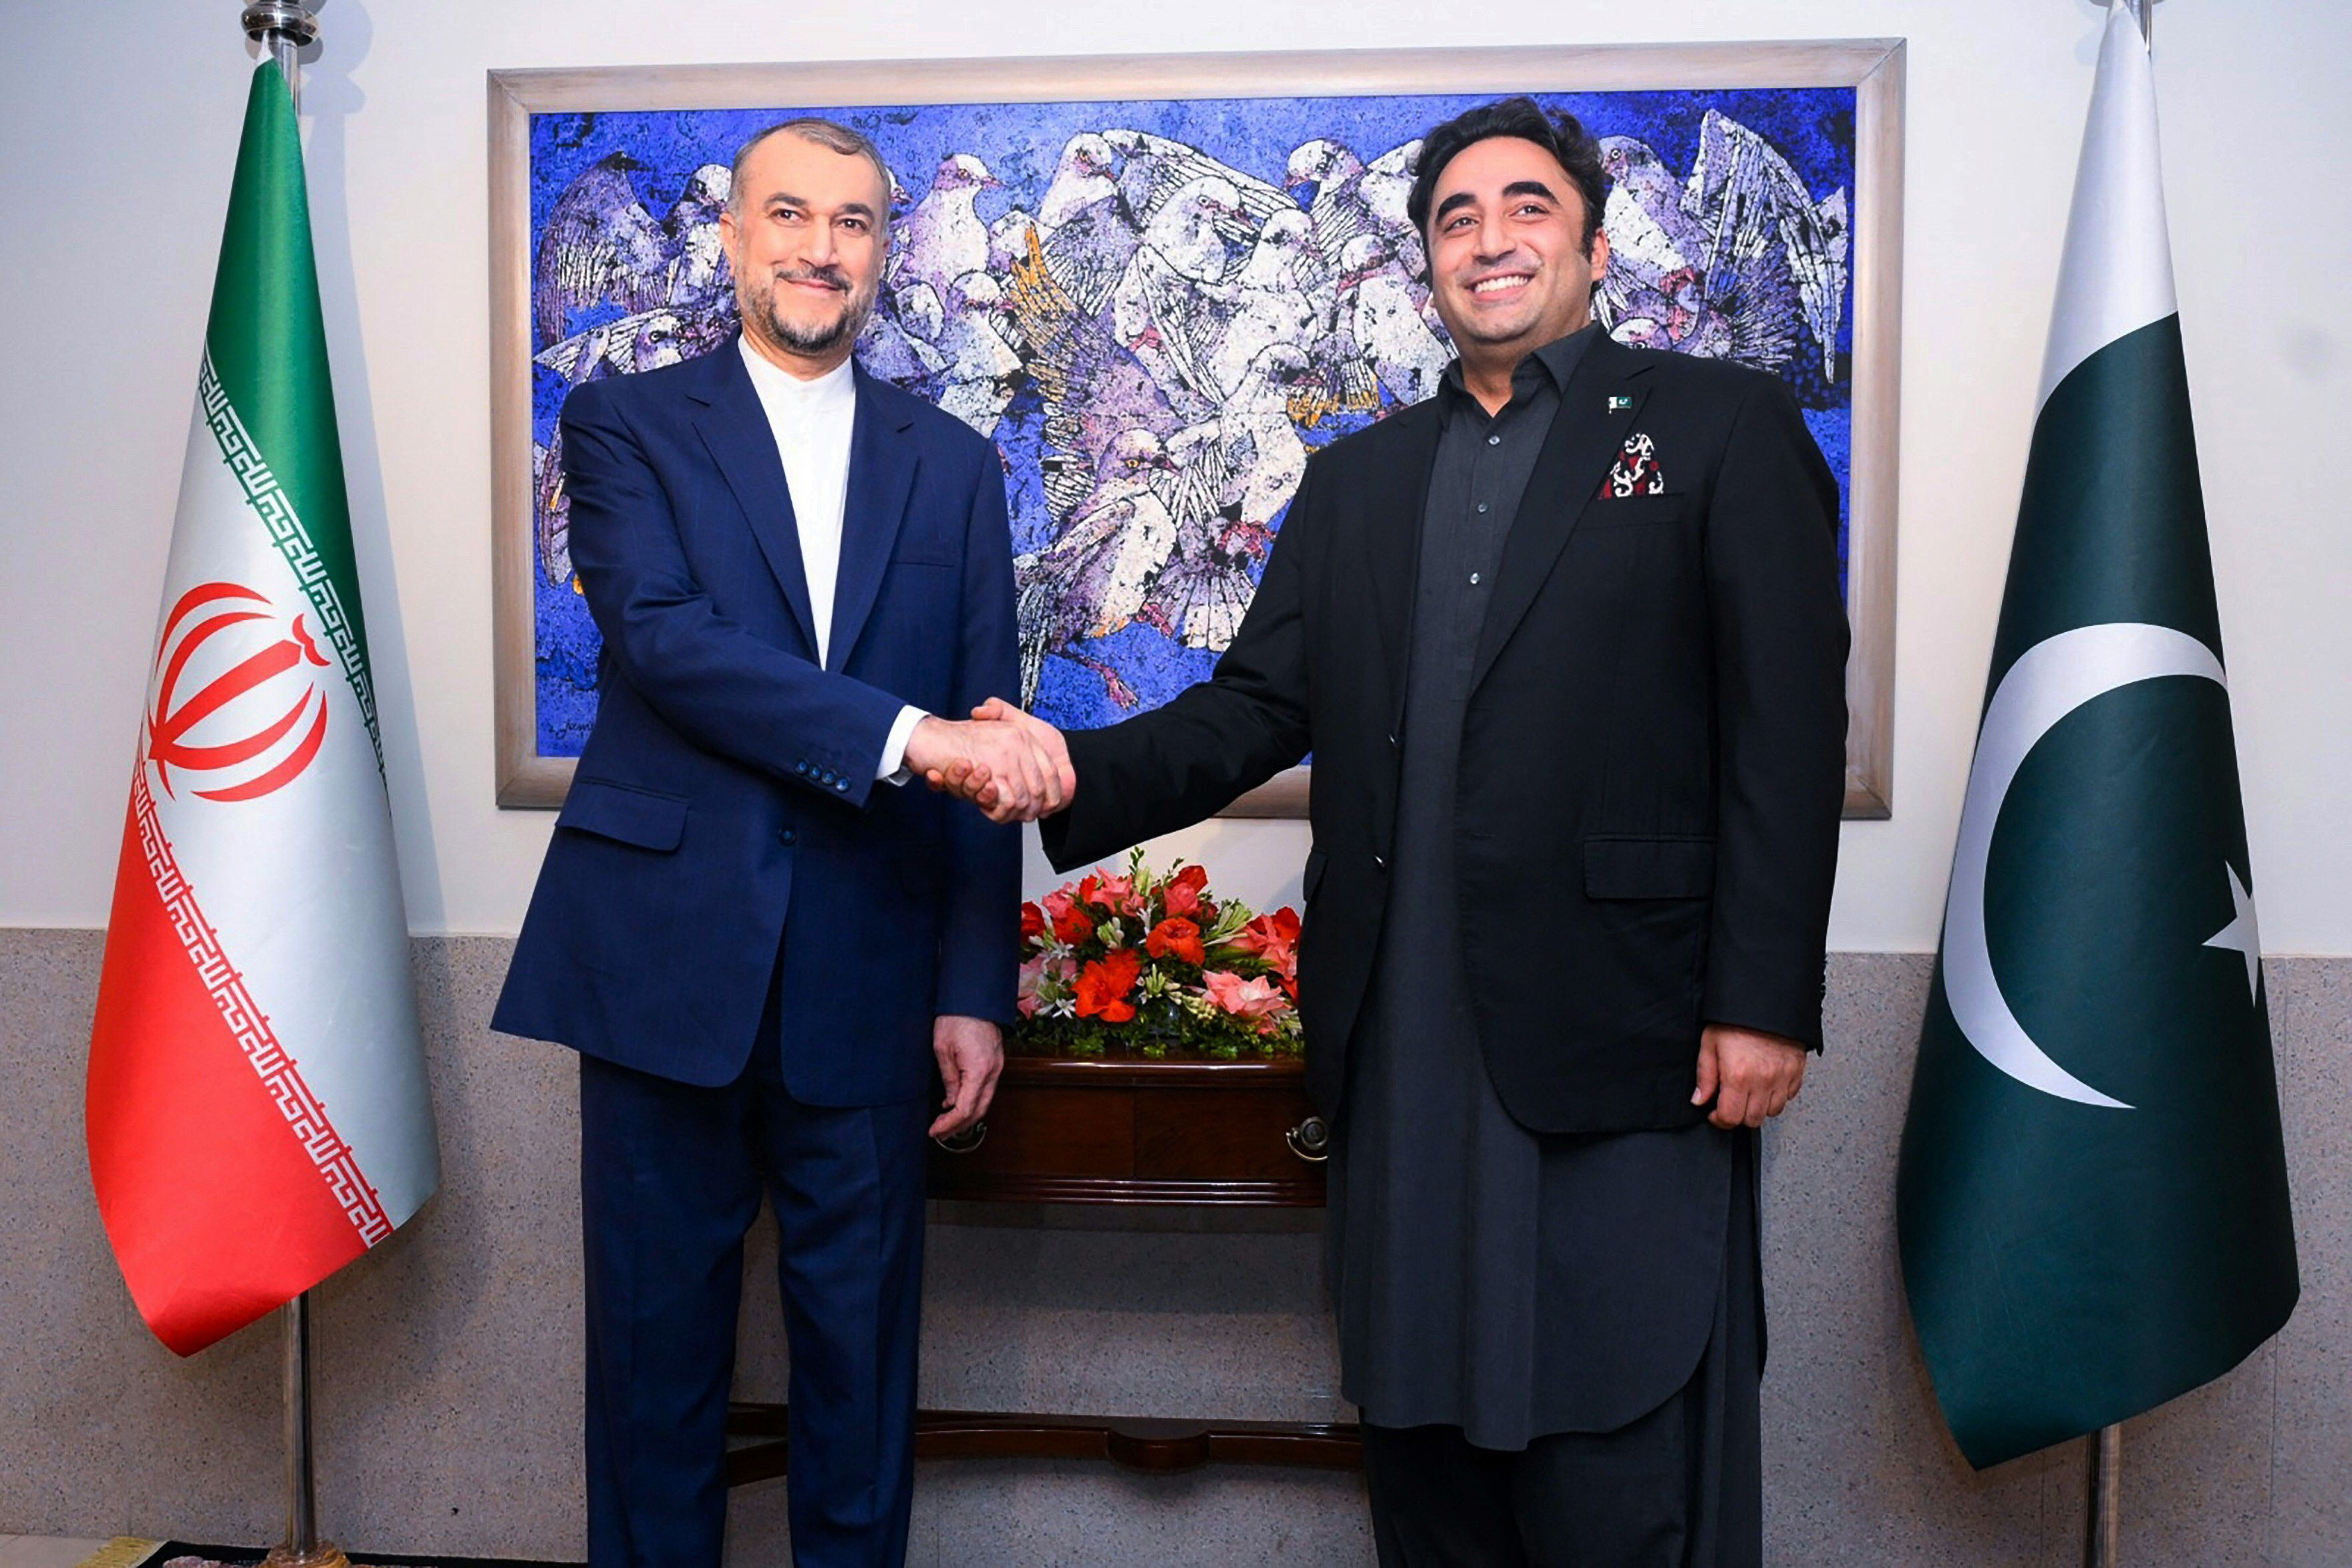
[893, 153, 1002, 301]
[533, 152, 676, 346]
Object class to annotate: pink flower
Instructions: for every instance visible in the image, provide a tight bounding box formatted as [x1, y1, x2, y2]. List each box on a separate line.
[1080, 871, 1145, 917]
[1227, 907, 1301, 957]
[1016, 949, 1077, 1025]
[1203, 970, 1288, 1022]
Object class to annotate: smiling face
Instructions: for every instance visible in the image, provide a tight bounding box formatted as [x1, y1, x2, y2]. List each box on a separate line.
[719, 130, 890, 375]
[1424, 134, 1610, 370]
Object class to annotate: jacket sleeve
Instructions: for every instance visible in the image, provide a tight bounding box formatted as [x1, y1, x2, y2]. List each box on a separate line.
[933, 458, 1022, 1024]
[1040, 456, 1322, 873]
[562, 380, 903, 806]
[1698, 376, 1851, 1050]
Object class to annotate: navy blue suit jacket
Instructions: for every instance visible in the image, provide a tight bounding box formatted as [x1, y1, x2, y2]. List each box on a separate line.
[494, 339, 1022, 1104]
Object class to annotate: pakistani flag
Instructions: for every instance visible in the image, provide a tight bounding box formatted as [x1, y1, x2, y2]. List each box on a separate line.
[85, 61, 438, 1357]
[1896, 3, 2299, 1470]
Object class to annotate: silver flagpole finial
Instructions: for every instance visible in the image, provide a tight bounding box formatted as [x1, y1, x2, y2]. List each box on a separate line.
[241, 0, 318, 47]
[240, 1, 319, 110]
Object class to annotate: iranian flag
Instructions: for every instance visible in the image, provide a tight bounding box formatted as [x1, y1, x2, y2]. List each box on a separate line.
[1896, 3, 2298, 1468]
[86, 61, 438, 1357]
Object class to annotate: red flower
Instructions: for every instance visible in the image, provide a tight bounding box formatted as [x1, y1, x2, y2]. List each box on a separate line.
[1161, 863, 1211, 919]
[1074, 948, 1143, 1022]
[1145, 917, 1206, 966]
[1043, 890, 1094, 945]
[1225, 907, 1301, 997]
[1020, 902, 1047, 942]
[1226, 909, 1300, 959]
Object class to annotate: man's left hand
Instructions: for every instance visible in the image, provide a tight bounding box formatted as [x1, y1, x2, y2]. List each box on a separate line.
[1693, 1024, 1808, 1129]
[930, 1015, 1004, 1139]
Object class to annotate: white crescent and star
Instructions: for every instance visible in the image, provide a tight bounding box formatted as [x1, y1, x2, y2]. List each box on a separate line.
[1942, 621, 2258, 1111]
[2203, 863, 2262, 1003]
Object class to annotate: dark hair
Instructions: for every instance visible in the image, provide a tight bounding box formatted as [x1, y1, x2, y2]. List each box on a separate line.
[727, 118, 893, 237]
[1407, 97, 1609, 251]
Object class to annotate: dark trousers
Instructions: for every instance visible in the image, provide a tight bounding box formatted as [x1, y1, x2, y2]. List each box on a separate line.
[1359, 1148, 1764, 1568]
[579, 1028, 930, 1568]
[1364, 1402, 1690, 1568]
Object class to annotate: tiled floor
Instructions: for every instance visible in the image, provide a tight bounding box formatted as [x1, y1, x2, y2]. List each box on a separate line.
[0, 1541, 112, 1568]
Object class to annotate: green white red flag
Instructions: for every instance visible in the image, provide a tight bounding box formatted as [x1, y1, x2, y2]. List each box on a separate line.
[1896, 3, 2298, 1468]
[86, 61, 438, 1356]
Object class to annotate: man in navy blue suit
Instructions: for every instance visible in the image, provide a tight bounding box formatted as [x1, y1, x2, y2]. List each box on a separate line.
[494, 119, 1064, 1568]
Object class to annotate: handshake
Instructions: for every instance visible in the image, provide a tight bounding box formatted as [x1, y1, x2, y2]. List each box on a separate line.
[904, 697, 1075, 824]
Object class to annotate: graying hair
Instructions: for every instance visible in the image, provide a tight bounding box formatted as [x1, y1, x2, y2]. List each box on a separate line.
[726, 118, 893, 236]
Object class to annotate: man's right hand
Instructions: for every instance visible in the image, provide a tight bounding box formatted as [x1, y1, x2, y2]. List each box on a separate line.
[917, 699, 1074, 824]
[905, 703, 1074, 824]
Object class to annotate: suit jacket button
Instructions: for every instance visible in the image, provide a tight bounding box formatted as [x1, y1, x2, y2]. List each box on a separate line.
[777, 828, 796, 846]
[835, 778, 849, 792]
[796, 762, 810, 776]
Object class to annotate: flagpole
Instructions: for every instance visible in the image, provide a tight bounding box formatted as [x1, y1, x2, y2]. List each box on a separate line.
[2085, 1421, 2123, 1568]
[231, 8, 347, 1561]
[2078, 15, 2152, 1568]
[265, 1291, 346, 1568]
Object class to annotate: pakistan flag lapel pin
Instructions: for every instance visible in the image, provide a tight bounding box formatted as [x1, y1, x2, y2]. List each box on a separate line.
[1607, 394, 1634, 412]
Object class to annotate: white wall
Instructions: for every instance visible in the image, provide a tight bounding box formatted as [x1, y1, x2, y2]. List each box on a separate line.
[2, 0, 2345, 951]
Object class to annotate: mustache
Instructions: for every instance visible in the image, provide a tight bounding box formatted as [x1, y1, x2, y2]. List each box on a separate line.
[773, 264, 851, 293]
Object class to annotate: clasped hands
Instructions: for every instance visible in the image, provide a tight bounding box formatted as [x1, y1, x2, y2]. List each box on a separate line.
[905, 698, 1074, 824]
[907, 708, 1806, 1127]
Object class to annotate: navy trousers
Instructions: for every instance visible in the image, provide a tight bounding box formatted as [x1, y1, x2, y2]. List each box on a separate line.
[579, 1016, 930, 1568]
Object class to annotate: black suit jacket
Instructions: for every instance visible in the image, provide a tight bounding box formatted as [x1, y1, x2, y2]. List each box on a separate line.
[1043, 333, 1848, 1134]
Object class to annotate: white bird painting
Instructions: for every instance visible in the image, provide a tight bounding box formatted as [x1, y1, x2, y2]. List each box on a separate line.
[527, 103, 1852, 724]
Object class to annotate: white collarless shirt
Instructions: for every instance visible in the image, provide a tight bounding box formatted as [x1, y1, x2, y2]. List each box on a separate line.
[738, 338, 925, 780]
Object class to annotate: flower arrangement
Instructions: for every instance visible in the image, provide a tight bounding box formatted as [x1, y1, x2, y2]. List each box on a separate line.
[1015, 849, 1302, 1059]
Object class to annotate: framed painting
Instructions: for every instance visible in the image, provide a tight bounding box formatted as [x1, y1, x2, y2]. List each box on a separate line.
[491, 41, 1904, 817]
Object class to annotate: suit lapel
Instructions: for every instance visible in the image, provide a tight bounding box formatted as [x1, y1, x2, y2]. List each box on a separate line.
[1468, 335, 1657, 693]
[688, 341, 819, 656]
[827, 366, 918, 673]
[1361, 400, 1443, 733]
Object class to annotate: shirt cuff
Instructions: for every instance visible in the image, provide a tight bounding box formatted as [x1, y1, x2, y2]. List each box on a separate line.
[877, 705, 929, 786]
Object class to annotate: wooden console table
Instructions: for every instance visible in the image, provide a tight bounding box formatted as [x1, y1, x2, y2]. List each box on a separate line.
[724, 1052, 1362, 1480]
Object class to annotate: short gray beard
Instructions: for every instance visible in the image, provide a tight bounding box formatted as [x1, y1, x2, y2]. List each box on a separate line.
[743, 269, 877, 358]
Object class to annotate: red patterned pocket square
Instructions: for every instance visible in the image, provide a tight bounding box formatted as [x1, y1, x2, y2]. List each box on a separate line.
[1600, 432, 1667, 498]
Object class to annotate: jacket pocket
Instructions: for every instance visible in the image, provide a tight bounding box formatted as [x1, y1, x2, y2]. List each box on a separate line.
[1578, 494, 1690, 530]
[1582, 834, 1715, 899]
[557, 777, 689, 852]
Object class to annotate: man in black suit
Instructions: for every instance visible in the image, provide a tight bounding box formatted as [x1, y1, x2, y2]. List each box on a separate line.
[943, 98, 1847, 1566]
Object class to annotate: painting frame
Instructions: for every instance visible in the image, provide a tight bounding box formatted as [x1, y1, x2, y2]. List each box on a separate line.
[490, 40, 1904, 818]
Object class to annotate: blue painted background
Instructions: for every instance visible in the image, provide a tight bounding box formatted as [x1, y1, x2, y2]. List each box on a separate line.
[528, 86, 1856, 756]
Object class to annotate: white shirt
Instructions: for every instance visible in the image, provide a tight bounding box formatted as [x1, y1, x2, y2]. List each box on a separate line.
[738, 338, 926, 781]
